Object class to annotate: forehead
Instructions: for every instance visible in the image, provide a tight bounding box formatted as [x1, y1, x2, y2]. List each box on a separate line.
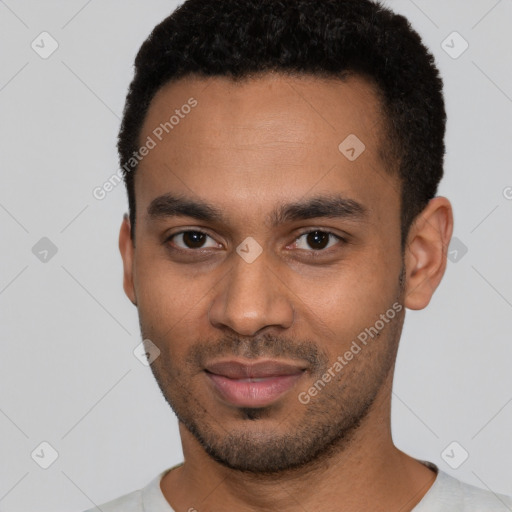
[135, 73, 399, 226]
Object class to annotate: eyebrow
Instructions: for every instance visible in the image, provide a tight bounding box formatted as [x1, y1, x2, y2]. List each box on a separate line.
[147, 193, 368, 227]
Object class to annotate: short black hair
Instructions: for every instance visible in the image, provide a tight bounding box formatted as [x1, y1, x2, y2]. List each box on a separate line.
[118, 0, 446, 247]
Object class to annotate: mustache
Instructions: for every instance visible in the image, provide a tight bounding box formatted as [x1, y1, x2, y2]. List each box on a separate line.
[186, 332, 329, 374]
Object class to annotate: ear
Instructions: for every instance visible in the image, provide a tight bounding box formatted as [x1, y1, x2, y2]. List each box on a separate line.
[119, 213, 137, 306]
[403, 196, 454, 310]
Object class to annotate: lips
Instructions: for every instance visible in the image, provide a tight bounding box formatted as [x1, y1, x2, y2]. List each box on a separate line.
[205, 360, 306, 379]
[205, 359, 306, 408]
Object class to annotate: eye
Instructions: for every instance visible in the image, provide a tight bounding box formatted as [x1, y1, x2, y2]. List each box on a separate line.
[167, 230, 220, 250]
[292, 230, 343, 251]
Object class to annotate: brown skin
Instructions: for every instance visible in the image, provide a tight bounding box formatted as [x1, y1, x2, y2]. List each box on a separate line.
[119, 73, 453, 511]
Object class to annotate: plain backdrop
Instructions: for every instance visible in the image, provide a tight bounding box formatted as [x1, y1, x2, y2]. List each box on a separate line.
[1, 1, 511, 510]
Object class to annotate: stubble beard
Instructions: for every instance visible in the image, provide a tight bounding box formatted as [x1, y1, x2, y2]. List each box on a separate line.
[145, 302, 404, 475]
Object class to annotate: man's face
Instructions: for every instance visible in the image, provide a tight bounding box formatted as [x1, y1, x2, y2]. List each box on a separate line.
[124, 73, 406, 473]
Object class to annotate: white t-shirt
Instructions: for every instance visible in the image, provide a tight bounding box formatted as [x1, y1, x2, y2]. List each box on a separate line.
[83, 461, 512, 511]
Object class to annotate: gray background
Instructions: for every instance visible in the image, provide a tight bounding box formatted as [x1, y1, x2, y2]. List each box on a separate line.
[1, 1, 511, 510]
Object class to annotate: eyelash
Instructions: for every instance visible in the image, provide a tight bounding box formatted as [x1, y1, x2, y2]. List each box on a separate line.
[164, 229, 346, 254]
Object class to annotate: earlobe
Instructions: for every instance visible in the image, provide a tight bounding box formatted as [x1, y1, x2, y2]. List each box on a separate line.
[119, 213, 137, 306]
[403, 197, 454, 310]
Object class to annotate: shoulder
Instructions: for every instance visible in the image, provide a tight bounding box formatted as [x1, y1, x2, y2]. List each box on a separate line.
[82, 489, 143, 512]
[416, 467, 512, 511]
[81, 465, 181, 512]
[454, 475, 512, 511]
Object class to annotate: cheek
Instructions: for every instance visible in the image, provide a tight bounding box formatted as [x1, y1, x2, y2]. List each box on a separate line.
[133, 257, 214, 350]
[134, 259, 188, 331]
[289, 253, 401, 346]
[295, 281, 373, 349]
[135, 245, 196, 301]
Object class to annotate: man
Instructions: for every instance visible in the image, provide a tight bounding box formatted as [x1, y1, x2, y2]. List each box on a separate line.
[86, 0, 512, 510]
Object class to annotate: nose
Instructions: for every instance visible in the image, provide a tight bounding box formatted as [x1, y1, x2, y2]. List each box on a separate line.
[208, 251, 295, 336]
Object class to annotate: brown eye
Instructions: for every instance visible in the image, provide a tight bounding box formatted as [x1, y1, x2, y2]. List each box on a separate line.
[294, 230, 341, 251]
[306, 231, 330, 250]
[168, 231, 219, 250]
[182, 231, 207, 248]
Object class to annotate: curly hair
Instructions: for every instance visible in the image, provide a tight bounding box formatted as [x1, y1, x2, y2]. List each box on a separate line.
[118, 0, 446, 247]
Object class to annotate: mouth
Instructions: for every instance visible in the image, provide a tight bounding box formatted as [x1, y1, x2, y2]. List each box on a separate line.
[204, 359, 307, 408]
